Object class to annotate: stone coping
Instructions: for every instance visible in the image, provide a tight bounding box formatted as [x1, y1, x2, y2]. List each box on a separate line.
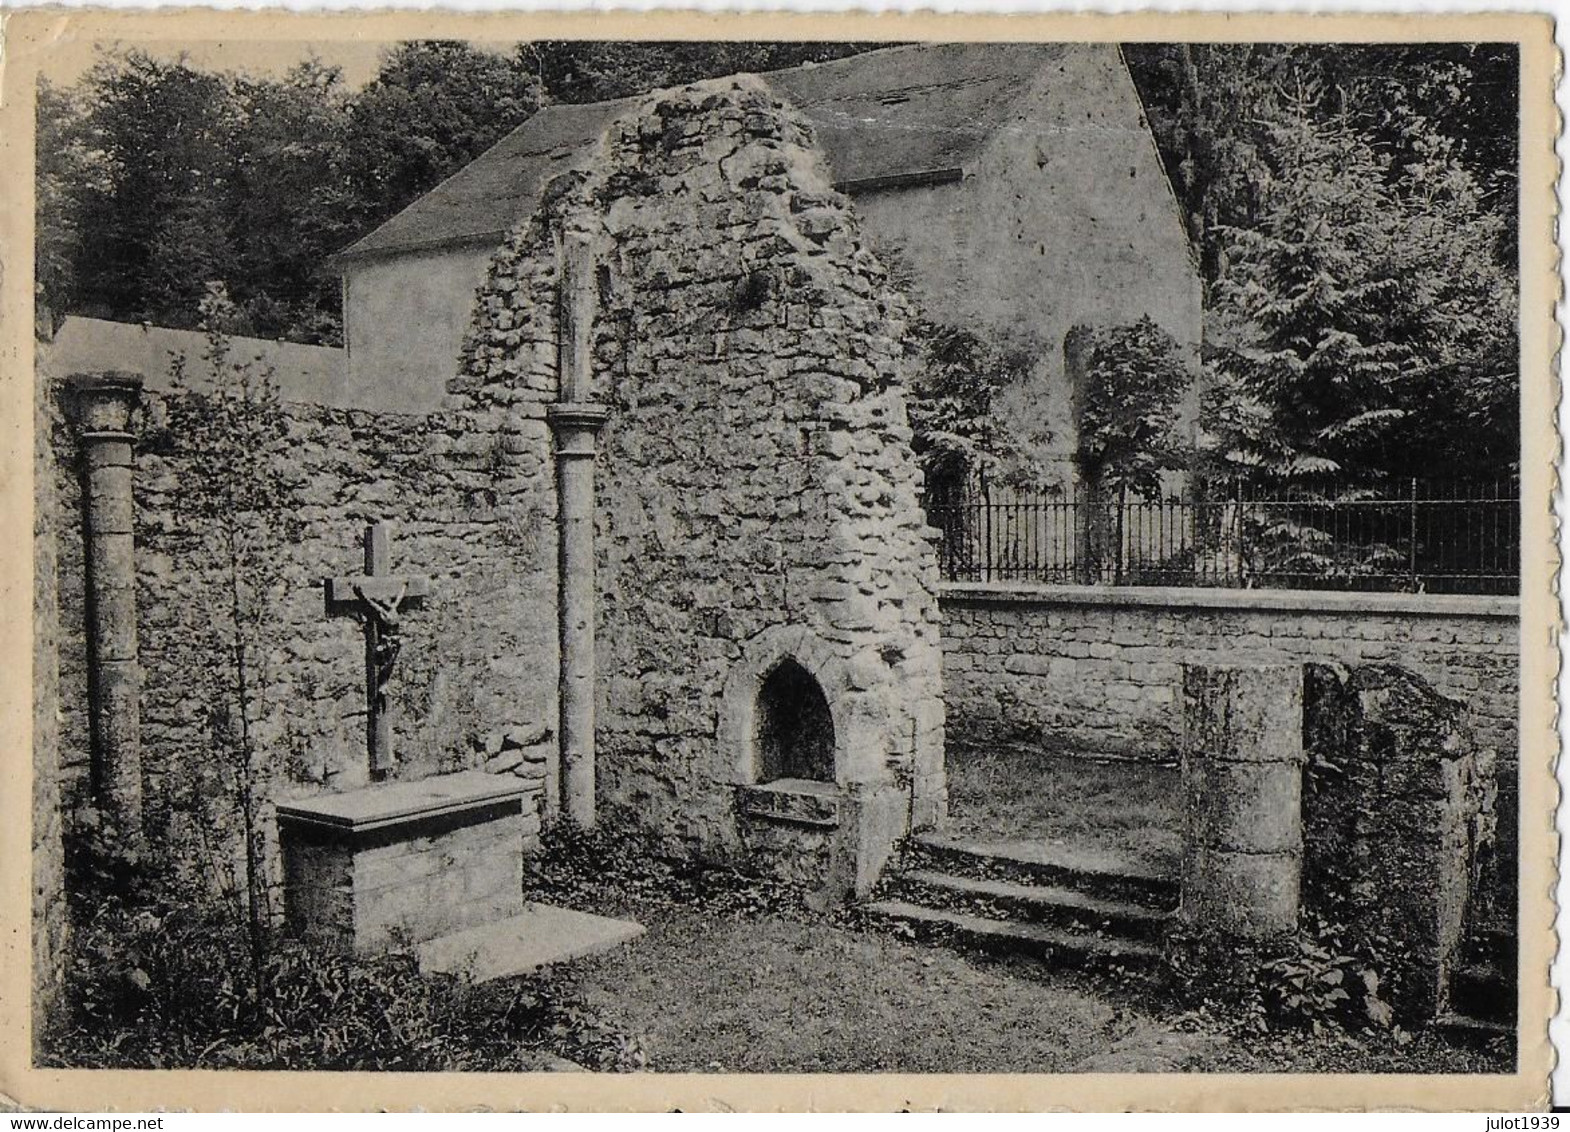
[939, 582, 1518, 620]
[276, 770, 524, 834]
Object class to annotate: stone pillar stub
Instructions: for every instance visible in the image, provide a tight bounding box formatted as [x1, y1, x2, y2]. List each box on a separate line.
[1179, 664, 1304, 941]
[67, 371, 145, 837]
[548, 401, 609, 828]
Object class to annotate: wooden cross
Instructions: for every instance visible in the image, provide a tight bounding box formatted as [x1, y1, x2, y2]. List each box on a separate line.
[324, 522, 431, 779]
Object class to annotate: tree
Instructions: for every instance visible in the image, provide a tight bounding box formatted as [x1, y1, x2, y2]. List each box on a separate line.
[225, 60, 358, 343]
[70, 53, 240, 329]
[1202, 92, 1515, 485]
[1072, 317, 1193, 498]
[1124, 43, 1519, 287]
[341, 41, 542, 233]
[161, 284, 301, 1008]
[904, 320, 1037, 494]
[35, 78, 107, 334]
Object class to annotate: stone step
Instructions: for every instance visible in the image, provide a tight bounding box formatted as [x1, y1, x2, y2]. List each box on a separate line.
[1432, 1010, 1514, 1052]
[1448, 962, 1517, 1024]
[1462, 925, 1518, 978]
[861, 899, 1165, 973]
[892, 869, 1172, 943]
[909, 834, 1179, 910]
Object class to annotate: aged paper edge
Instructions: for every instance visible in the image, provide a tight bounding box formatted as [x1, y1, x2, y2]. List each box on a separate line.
[0, 6, 1558, 1113]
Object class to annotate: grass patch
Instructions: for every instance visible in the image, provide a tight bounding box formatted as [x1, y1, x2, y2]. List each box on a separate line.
[944, 746, 1182, 874]
[560, 906, 1126, 1072]
[528, 822, 1512, 1075]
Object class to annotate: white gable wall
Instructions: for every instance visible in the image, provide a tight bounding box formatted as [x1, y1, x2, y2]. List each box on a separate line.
[847, 44, 1201, 491]
[341, 242, 496, 414]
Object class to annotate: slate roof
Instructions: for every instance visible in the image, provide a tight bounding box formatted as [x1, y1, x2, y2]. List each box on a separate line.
[334, 42, 1080, 265]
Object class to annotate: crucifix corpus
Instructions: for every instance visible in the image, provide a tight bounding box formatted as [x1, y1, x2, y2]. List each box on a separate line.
[325, 522, 432, 778]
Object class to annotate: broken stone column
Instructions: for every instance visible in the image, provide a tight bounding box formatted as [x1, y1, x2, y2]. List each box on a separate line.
[549, 231, 609, 827]
[1302, 663, 1490, 1020]
[68, 371, 145, 837]
[1178, 664, 1304, 942]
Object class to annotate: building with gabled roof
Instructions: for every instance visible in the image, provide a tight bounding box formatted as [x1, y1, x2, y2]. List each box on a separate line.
[331, 41, 1200, 488]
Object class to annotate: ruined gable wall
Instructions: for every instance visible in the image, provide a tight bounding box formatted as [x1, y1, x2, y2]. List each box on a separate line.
[840, 45, 1202, 491]
[578, 79, 944, 856]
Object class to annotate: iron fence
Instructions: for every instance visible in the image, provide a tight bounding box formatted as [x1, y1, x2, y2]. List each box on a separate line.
[924, 478, 1519, 595]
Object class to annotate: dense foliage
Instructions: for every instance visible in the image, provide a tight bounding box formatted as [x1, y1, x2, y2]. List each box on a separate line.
[48, 819, 642, 1071]
[39, 40, 1519, 481]
[904, 320, 1038, 492]
[35, 41, 877, 344]
[1126, 44, 1519, 484]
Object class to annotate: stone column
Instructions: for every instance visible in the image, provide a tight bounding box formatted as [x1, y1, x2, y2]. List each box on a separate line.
[68, 371, 145, 837]
[547, 403, 609, 827]
[1179, 664, 1304, 941]
[549, 229, 608, 827]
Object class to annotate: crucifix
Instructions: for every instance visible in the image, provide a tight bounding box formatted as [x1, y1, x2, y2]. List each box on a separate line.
[325, 522, 431, 779]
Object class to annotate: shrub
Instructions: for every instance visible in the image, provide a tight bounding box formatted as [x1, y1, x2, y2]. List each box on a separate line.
[1071, 316, 1193, 497]
[40, 886, 644, 1071]
[1245, 918, 1396, 1036]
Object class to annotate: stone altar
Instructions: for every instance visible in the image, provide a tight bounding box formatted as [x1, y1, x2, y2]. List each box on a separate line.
[278, 769, 538, 953]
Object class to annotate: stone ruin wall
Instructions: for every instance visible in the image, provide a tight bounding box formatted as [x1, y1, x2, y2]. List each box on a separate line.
[461, 77, 947, 866]
[943, 585, 1519, 950]
[1302, 662, 1500, 1017]
[45, 372, 560, 896]
[33, 381, 67, 1051]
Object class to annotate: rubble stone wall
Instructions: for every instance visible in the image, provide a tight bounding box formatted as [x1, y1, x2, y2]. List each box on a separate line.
[462, 78, 947, 876]
[1301, 663, 1495, 1019]
[940, 584, 1518, 761]
[33, 381, 68, 1045]
[47, 375, 560, 894]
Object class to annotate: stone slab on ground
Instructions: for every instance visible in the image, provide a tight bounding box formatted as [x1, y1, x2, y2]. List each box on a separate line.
[418, 902, 645, 982]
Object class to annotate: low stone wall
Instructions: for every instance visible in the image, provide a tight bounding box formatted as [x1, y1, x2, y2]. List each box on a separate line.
[939, 583, 1518, 763]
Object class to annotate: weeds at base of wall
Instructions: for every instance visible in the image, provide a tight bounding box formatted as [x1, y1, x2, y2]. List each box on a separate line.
[1165, 915, 1401, 1040]
[529, 817, 836, 925]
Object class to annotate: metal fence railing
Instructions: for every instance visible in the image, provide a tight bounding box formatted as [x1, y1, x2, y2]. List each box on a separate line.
[924, 478, 1519, 595]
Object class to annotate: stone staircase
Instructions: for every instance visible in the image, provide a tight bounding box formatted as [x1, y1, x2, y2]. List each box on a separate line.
[1436, 923, 1516, 1046]
[861, 833, 1179, 975]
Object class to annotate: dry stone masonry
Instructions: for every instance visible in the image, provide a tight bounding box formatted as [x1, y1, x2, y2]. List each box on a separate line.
[461, 77, 946, 896]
